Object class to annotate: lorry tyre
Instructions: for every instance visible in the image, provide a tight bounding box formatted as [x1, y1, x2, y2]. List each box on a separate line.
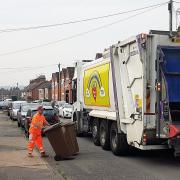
[100, 120, 110, 150]
[92, 119, 100, 146]
[110, 122, 129, 155]
[73, 113, 84, 137]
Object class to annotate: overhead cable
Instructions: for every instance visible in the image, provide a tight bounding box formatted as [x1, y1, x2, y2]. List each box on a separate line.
[0, 64, 57, 70]
[0, 3, 167, 57]
[0, 2, 168, 33]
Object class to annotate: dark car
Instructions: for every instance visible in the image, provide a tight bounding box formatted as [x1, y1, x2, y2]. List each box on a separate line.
[17, 103, 40, 128]
[24, 106, 59, 137]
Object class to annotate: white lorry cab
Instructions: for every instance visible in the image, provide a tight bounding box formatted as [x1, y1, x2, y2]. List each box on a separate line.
[72, 30, 180, 156]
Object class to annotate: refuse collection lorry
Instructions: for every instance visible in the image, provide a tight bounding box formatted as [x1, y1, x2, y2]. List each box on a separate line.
[72, 30, 180, 156]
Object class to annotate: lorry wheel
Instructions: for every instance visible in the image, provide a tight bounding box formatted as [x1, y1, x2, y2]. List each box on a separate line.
[100, 121, 110, 150]
[92, 120, 100, 146]
[73, 113, 84, 137]
[110, 122, 129, 155]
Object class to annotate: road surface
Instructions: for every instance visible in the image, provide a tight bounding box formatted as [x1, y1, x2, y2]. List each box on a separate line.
[44, 119, 180, 180]
[2, 111, 180, 180]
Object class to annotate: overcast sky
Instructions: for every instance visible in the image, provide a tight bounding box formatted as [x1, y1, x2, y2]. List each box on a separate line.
[0, 0, 178, 87]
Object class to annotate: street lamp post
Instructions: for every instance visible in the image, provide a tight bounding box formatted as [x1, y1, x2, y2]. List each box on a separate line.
[58, 63, 61, 101]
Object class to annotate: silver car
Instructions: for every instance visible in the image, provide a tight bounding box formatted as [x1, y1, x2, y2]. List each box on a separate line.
[10, 101, 26, 120]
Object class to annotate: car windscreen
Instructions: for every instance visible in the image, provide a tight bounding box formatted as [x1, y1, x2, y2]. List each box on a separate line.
[64, 104, 73, 108]
[13, 103, 21, 109]
[43, 109, 54, 116]
[22, 106, 31, 112]
[58, 102, 66, 106]
[32, 110, 37, 116]
[41, 102, 51, 106]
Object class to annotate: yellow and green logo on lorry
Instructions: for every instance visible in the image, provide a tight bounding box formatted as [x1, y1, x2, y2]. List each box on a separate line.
[83, 62, 110, 107]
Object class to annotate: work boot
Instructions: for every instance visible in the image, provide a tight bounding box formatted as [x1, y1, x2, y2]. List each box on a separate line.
[41, 152, 49, 157]
[28, 153, 33, 157]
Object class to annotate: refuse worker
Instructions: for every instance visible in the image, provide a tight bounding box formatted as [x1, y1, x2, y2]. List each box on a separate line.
[27, 106, 50, 157]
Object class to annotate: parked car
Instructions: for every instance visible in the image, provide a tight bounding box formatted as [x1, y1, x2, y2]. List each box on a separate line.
[7, 102, 13, 116]
[24, 106, 60, 137]
[0, 101, 4, 109]
[2, 99, 12, 110]
[33, 100, 42, 104]
[59, 103, 73, 118]
[53, 101, 66, 116]
[41, 101, 52, 106]
[17, 103, 40, 128]
[10, 101, 26, 120]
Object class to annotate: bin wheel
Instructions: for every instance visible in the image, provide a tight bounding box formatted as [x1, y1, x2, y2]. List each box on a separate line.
[54, 155, 63, 161]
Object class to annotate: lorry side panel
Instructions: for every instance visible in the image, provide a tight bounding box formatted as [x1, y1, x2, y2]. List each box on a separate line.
[81, 58, 116, 112]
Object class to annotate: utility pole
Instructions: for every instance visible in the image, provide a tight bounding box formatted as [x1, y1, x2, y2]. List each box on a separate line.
[58, 63, 61, 101]
[17, 82, 19, 100]
[168, 0, 173, 37]
[1, 89, 3, 100]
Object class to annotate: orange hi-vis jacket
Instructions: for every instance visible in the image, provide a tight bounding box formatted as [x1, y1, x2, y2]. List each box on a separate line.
[29, 113, 48, 135]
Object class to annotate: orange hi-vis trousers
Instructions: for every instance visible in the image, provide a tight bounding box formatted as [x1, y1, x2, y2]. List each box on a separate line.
[28, 133, 44, 154]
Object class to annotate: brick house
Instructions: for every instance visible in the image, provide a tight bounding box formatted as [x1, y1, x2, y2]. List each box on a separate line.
[60, 67, 75, 104]
[38, 81, 52, 101]
[51, 67, 74, 103]
[25, 75, 46, 101]
[51, 72, 60, 101]
[60, 68, 67, 102]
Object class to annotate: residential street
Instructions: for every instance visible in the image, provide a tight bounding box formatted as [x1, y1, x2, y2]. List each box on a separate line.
[2, 110, 180, 180]
[2, 1, 180, 180]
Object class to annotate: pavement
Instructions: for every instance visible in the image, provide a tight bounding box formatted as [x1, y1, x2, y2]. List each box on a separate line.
[0, 111, 64, 180]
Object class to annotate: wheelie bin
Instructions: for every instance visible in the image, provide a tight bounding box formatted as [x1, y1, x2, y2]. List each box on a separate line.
[44, 122, 79, 161]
